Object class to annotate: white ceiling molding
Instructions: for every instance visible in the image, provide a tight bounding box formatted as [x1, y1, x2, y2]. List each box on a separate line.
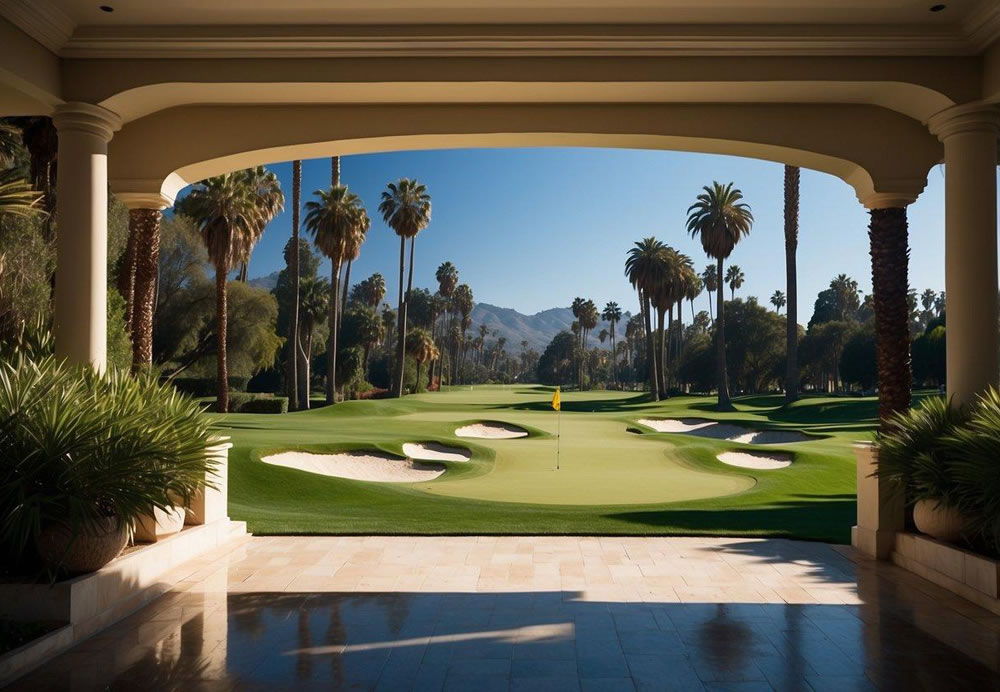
[0, 0, 74, 54]
[964, 0, 1000, 52]
[60, 24, 975, 59]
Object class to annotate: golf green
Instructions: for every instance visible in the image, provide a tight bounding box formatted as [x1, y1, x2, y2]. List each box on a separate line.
[221, 385, 873, 543]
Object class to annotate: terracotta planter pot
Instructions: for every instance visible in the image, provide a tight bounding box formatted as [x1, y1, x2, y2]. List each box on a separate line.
[36, 516, 128, 574]
[133, 505, 186, 543]
[913, 499, 966, 543]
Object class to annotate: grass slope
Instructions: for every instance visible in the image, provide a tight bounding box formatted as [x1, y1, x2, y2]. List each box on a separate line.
[222, 385, 874, 543]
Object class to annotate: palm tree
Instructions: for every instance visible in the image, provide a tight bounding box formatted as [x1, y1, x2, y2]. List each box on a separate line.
[176, 169, 282, 412]
[304, 185, 367, 404]
[686, 274, 703, 323]
[625, 237, 667, 400]
[339, 206, 370, 331]
[701, 264, 718, 322]
[934, 291, 946, 316]
[435, 262, 459, 384]
[298, 276, 330, 405]
[771, 290, 786, 314]
[687, 181, 754, 411]
[354, 305, 384, 368]
[287, 160, 302, 411]
[0, 170, 42, 218]
[451, 283, 474, 383]
[579, 299, 599, 389]
[725, 264, 745, 299]
[784, 165, 800, 404]
[235, 166, 283, 281]
[378, 179, 432, 397]
[602, 301, 622, 387]
[405, 328, 437, 393]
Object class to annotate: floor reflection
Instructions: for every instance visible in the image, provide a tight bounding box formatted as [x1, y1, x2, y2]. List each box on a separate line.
[10, 536, 1000, 690]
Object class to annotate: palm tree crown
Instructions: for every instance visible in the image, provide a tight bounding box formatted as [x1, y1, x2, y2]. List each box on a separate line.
[686, 182, 754, 261]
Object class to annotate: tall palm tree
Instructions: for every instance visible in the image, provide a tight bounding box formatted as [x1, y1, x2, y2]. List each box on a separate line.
[304, 185, 367, 404]
[625, 237, 667, 400]
[235, 166, 283, 282]
[176, 170, 282, 412]
[287, 160, 302, 411]
[436, 261, 459, 385]
[701, 264, 718, 322]
[784, 165, 800, 404]
[405, 328, 437, 393]
[649, 247, 681, 397]
[451, 283, 474, 383]
[771, 290, 786, 314]
[338, 206, 370, 331]
[571, 296, 586, 386]
[379, 179, 432, 397]
[602, 301, 622, 387]
[686, 274, 703, 323]
[579, 299, 599, 389]
[297, 276, 329, 405]
[725, 264, 745, 299]
[687, 181, 754, 411]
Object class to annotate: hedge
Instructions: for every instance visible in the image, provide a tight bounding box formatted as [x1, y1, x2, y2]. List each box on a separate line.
[170, 376, 250, 397]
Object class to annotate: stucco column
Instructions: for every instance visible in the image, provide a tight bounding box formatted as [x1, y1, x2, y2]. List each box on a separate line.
[928, 104, 1000, 408]
[51, 103, 122, 371]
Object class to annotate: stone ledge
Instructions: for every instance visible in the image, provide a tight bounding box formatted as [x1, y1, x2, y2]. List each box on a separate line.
[891, 531, 1000, 616]
[0, 519, 247, 687]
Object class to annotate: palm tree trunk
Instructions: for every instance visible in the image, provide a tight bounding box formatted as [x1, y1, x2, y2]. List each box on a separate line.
[641, 291, 659, 401]
[394, 236, 408, 397]
[327, 260, 341, 404]
[707, 290, 714, 323]
[215, 263, 229, 413]
[716, 257, 733, 410]
[287, 160, 301, 410]
[331, 156, 340, 186]
[130, 208, 161, 370]
[299, 328, 312, 408]
[340, 259, 351, 330]
[118, 219, 139, 334]
[869, 207, 912, 427]
[784, 164, 800, 404]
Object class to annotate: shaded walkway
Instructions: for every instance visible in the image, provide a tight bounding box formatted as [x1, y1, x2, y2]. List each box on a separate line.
[10, 536, 1000, 690]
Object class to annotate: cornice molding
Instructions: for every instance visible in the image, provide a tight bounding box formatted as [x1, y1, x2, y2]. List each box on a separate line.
[964, 0, 1000, 52]
[0, 0, 73, 54]
[59, 23, 977, 59]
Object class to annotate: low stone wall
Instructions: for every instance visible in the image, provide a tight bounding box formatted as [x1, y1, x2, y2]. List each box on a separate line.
[892, 532, 1000, 616]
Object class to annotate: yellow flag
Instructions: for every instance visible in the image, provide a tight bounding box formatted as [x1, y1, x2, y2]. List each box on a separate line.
[551, 386, 561, 411]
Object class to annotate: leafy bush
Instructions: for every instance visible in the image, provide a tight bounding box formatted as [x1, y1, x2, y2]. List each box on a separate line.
[0, 356, 220, 570]
[171, 375, 250, 397]
[878, 389, 1000, 551]
[236, 396, 288, 414]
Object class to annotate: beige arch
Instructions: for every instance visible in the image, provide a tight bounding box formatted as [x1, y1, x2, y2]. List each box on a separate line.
[109, 101, 941, 208]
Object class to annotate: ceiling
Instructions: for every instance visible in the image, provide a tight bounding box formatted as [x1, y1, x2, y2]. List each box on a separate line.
[36, 0, 996, 27]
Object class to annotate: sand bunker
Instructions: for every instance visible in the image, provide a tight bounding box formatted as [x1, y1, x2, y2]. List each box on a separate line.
[455, 423, 528, 439]
[638, 418, 808, 444]
[402, 442, 472, 462]
[262, 451, 444, 482]
[717, 451, 792, 470]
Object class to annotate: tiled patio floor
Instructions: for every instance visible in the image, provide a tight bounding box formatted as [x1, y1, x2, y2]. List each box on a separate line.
[10, 535, 1000, 690]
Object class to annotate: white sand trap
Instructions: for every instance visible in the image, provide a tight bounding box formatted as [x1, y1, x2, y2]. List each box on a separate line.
[261, 451, 444, 482]
[455, 423, 528, 439]
[638, 418, 808, 445]
[402, 442, 472, 463]
[717, 451, 792, 470]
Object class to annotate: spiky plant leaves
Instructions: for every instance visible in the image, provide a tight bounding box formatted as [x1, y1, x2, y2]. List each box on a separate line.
[0, 356, 220, 571]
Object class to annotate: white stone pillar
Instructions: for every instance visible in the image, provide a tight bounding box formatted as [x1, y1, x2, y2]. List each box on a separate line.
[51, 103, 122, 371]
[928, 103, 1000, 408]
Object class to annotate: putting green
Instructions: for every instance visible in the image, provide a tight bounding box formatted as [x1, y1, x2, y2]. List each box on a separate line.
[399, 410, 754, 505]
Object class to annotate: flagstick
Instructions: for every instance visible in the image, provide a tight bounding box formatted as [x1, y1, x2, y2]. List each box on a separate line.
[556, 408, 561, 471]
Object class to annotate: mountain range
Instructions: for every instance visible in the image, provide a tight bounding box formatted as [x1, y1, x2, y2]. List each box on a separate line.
[249, 272, 628, 353]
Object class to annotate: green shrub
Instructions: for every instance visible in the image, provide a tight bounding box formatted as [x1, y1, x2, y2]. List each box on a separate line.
[170, 375, 250, 397]
[878, 389, 1000, 551]
[0, 356, 220, 571]
[236, 396, 288, 414]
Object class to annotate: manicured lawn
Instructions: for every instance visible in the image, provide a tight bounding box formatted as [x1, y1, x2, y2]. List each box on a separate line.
[221, 385, 875, 543]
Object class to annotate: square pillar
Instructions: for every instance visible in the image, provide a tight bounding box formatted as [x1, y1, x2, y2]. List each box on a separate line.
[185, 438, 231, 526]
[852, 443, 904, 559]
[51, 103, 121, 371]
[928, 103, 1000, 408]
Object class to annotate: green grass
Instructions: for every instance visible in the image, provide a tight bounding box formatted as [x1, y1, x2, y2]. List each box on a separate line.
[221, 385, 875, 543]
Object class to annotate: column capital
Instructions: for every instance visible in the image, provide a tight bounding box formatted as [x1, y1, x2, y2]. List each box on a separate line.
[117, 192, 174, 211]
[926, 102, 1000, 141]
[52, 102, 121, 142]
[859, 192, 918, 210]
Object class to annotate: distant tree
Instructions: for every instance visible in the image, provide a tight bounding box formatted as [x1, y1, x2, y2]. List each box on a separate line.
[701, 264, 718, 321]
[687, 181, 754, 411]
[770, 290, 786, 314]
[537, 331, 577, 385]
[602, 301, 623, 387]
[725, 264, 745, 299]
[809, 274, 861, 327]
[839, 323, 877, 391]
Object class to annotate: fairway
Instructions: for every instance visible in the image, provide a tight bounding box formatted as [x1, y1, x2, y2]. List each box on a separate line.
[221, 385, 872, 543]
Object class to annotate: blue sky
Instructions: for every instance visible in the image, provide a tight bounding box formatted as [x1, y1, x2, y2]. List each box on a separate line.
[242, 147, 961, 319]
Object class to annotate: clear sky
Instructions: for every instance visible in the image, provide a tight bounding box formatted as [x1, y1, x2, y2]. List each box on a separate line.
[242, 147, 967, 320]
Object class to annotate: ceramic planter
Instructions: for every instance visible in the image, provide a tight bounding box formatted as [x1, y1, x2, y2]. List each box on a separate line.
[912, 498, 966, 543]
[36, 516, 128, 574]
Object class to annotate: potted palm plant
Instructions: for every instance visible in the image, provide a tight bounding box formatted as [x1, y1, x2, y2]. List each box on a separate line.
[0, 356, 220, 575]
